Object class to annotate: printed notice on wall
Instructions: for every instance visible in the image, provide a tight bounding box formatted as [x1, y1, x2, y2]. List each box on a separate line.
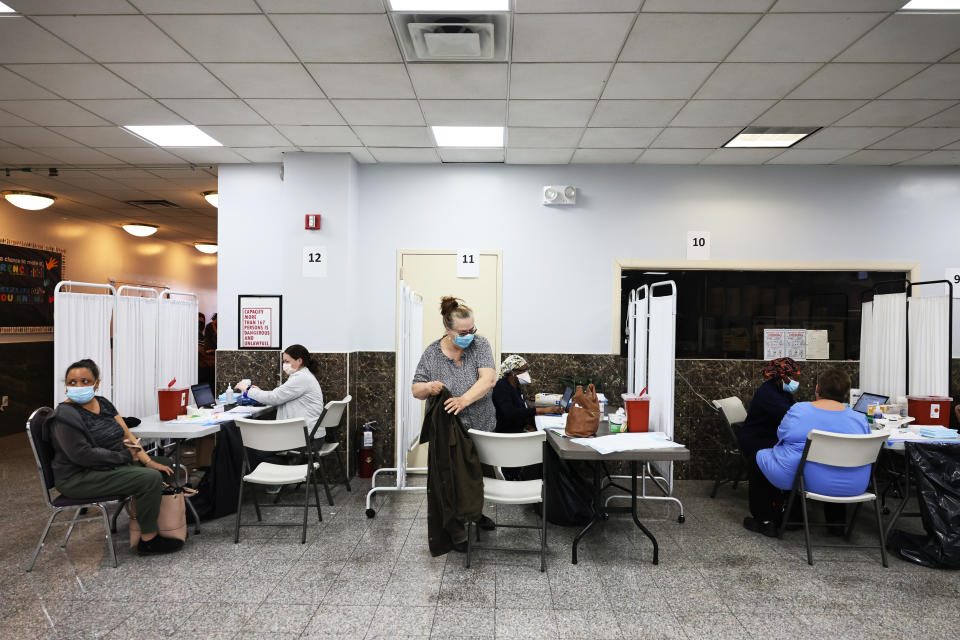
[457, 248, 480, 278]
[805, 330, 829, 360]
[785, 329, 806, 361]
[763, 329, 786, 360]
[302, 246, 327, 278]
[238, 295, 282, 350]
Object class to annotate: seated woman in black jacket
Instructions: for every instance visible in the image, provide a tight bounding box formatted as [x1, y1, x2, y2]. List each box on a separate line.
[492, 356, 559, 481]
[44, 359, 183, 555]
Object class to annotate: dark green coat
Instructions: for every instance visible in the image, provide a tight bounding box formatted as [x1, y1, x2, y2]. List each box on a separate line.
[420, 389, 484, 556]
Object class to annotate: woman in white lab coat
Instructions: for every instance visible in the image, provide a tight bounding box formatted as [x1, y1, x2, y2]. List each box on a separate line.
[236, 344, 326, 435]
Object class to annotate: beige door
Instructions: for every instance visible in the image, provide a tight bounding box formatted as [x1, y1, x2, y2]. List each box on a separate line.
[398, 250, 503, 470]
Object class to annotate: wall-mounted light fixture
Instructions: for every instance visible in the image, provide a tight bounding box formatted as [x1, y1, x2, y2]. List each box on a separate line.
[202, 191, 218, 207]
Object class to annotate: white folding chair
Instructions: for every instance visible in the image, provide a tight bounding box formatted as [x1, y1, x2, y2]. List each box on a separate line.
[313, 396, 352, 506]
[466, 429, 547, 572]
[234, 417, 322, 544]
[711, 397, 748, 498]
[777, 429, 891, 566]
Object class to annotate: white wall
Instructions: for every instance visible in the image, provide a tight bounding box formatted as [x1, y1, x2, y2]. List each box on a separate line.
[219, 157, 960, 355]
[0, 201, 217, 344]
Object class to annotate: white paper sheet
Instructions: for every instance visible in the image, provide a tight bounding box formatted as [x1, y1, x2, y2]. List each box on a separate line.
[570, 432, 684, 454]
[763, 329, 785, 360]
[805, 330, 829, 360]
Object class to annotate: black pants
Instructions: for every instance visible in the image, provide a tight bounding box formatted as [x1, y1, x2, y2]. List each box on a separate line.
[747, 453, 847, 528]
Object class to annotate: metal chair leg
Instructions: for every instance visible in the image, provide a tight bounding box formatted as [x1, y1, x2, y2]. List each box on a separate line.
[251, 483, 262, 522]
[27, 509, 62, 572]
[110, 499, 127, 534]
[301, 474, 309, 545]
[873, 498, 889, 568]
[778, 488, 797, 539]
[338, 451, 351, 492]
[61, 507, 82, 548]
[844, 503, 863, 542]
[540, 489, 547, 573]
[800, 494, 813, 566]
[316, 456, 334, 506]
[234, 481, 245, 544]
[310, 470, 323, 522]
[94, 503, 118, 568]
[464, 522, 472, 569]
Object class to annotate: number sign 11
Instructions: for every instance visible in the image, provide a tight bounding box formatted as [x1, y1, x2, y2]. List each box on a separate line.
[946, 268, 960, 298]
[457, 248, 480, 278]
[686, 231, 711, 261]
[302, 246, 327, 278]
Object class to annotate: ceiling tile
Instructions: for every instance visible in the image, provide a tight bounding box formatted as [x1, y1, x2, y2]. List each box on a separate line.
[408, 64, 508, 100]
[259, 0, 385, 11]
[589, 100, 685, 127]
[672, 100, 776, 127]
[508, 100, 596, 127]
[306, 64, 414, 99]
[795, 126, 901, 149]
[571, 149, 643, 163]
[506, 148, 574, 164]
[837, 14, 960, 63]
[159, 99, 267, 125]
[643, 0, 773, 10]
[0, 148, 61, 164]
[0, 18, 90, 63]
[789, 64, 927, 100]
[34, 16, 192, 63]
[275, 125, 361, 146]
[368, 147, 440, 163]
[0, 100, 109, 126]
[420, 100, 507, 126]
[752, 100, 867, 127]
[513, 13, 634, 63]
[650, 127, 741, 148]
[834, 149, 925, 164]
[0, 126, 83, 147]
[150, 15, 296, 63]
[580, 127, 660, 148]
[233, 147, 299, 163]
[6, 1, 139, 14]
[602, 63, 716, 99]
[245, 99, 345, 125]
[915, 104, 960, 127]
[6, 64, 145, 100]
[196, 125, 291, 147]
[0, 111, 42, 126]
[507, 127, 582, 148]
[868, 127, 960, 150]
[882, 65, 960, 100]
[509, 63, 611, 100]
[695, 63, 819, 99]
[206, 64, 324, 99]
[517, 0, 641, 11]
[129, 0, 260, 12]
[272, 14, 400, 62]
[621, 13, 758, 62]
[438, 148, 504, 163]
[300, 146, 376, 163]
[0, 68, 58, 100]
[49, 126, 153, 147]
[332, 100, 425, 126]
[99, 147, 185, 163]
[727, 13, 885, 62]
[835, 100, 955, 127]
[72, 99, 187, 125]
[636, 148, 714, 164]
[900, 150, 960, 165]
[168, 148, 250, 164]
[354, 126, 433, 147]
[106, 64, 234, 98]
[770, 0, 905, 10]
[702, 148, 785, 164]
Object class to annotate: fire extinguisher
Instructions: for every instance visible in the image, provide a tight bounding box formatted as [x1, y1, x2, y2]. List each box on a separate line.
[358, 421, 377, 479]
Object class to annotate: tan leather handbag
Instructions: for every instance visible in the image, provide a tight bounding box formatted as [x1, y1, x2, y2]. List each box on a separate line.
[128, 485, 188, 547]
[565, 384, 601, 438]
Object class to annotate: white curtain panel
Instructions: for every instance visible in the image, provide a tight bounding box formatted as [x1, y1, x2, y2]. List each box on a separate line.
[114, 296, 159, 417]
[871, 293, 908, 399]
[394, 284, 424, 485]
[629, 286, 650, 396]
[53, 291, 114, 404]
[157, 297, 198, 393]
[859, 301, 875, 393]
[647, 287, 677, 489]
[909, 295, 950, 397]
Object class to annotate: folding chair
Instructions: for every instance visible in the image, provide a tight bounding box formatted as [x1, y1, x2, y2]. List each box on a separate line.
[25, 407, 130, 571]
[466, 429, 547, 572]
[711, 397, 747, 498]
[313, 396, 352, 506]
[234, 417, 322, 544]
[777, 429, 891, 566]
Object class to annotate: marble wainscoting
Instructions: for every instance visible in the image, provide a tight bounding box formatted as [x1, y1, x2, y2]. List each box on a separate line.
[215, 349, 281, 396]
[349, 352, 396, 473]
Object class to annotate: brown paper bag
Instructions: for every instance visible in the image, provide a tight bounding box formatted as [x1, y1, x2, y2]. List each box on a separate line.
[128, 487, 187, 548]
[565, 384, 601, 438]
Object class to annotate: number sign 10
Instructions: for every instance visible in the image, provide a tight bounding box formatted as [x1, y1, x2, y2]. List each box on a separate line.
[686, 231, 711, 261]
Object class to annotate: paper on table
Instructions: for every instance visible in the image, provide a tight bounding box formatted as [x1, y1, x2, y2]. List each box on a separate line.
[805, 330, 829, 360]
[226, 405, 259, 414]
[535, 414, 567, 430]
[570, 432, 684, 454]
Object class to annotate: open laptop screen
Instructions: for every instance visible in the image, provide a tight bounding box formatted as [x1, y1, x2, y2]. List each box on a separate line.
[853, 392, 888, 414]
[191, 383, 215, 408]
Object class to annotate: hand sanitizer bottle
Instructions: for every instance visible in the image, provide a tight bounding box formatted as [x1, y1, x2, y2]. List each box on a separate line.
[225, 385, 234, 404]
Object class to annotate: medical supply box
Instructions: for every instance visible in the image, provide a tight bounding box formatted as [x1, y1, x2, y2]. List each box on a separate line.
[907, 395, 953, 427]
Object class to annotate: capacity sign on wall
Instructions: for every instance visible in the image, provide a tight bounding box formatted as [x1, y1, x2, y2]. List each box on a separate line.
[238, 295, 282, 350]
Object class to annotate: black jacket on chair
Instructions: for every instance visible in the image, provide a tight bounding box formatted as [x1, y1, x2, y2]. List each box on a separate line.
[420, 388, 483, 557]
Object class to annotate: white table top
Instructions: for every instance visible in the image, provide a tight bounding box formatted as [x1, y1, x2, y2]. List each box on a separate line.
[130, 405, 271, 440]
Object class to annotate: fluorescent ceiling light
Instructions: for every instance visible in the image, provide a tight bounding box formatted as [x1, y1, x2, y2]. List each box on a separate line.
[194, 243, 218, 254]
[725, 127, 818, 149]
[643, 271, 668, 275]
[0, 3, 16, 13]
[122, 224, 158, 237]
[390, 0, 509, 10]
[202, 191, 218, 208]
[123, 125, 222, 147]
[3, 191, 55, 210]
[900, 1, 960, 10]
[431, 126, 504, 148]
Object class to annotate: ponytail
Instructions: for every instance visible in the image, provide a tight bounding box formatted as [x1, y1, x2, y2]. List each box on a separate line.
[283, 344, 319, 376]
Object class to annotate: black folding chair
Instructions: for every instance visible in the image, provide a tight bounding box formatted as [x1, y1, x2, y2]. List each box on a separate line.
[710, 397, 747, 498]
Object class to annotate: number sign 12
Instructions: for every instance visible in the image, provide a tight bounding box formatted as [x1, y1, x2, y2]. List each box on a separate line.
[302, 246, 327, 278]
[946, 268, 960, 298]
[457, 248, 480, 278]
[686, 231, 711, 261]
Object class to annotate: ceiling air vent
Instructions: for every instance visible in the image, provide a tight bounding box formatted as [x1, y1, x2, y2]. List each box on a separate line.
[391, 13, 511, 62]
[125, 199, 180, 210]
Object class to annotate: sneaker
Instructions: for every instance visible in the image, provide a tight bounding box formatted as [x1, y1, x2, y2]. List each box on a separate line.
[264, 485, 282, 495]
[477, 515, 496, 531]
[137, 535, 184, 555]
[742, 516, 779, 538]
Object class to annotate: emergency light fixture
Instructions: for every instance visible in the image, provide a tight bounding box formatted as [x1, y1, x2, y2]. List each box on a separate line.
[3, 191, 56, 210]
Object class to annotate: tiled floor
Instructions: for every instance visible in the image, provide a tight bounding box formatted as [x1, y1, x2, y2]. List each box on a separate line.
[1, 432, 957, 640]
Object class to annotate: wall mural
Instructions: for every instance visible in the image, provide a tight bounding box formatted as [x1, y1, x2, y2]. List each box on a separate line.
[0, 239, 64, 334]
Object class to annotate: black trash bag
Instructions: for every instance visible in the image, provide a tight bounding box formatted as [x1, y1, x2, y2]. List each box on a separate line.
[543, 442, 593, 527]
[886, 442, 960, 569]
[187, 422, 245, 523]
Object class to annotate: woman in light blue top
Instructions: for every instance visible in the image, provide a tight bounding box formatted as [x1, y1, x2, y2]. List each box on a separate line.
[757, 367, 871, 497]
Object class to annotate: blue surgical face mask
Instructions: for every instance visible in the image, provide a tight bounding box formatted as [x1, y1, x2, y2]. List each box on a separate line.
[783, 379, 799, 394]
[67, 386, 96, 404]
[453, 333, 475, 348]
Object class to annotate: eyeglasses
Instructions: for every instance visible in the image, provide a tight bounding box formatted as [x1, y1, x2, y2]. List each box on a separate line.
[452, 326, 478, 337]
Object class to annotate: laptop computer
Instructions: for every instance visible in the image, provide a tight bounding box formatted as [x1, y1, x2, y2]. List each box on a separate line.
[191, 383, 216, 409]
[852, 392, 889, 414]
[560, 386, 574, 411]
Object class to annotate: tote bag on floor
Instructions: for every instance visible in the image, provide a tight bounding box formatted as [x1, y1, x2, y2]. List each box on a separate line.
[128, 485, 188, 547]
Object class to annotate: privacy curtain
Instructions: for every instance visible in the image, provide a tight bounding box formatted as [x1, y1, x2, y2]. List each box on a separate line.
[396, 283, 424, 482]
[861, 293, 907, 399]
[647, 285, 677, 490]
[53, 290, 114, 404]
[909, 295, 950, 397]
[114, 294, 159, 417]
[157, 296, 198, 393]
[628, 286, 649, 395]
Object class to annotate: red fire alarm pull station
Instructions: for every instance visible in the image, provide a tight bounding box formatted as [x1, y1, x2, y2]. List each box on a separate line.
[304, 214, 321, 230]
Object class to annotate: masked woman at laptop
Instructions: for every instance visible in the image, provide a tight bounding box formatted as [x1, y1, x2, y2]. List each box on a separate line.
[235, 344, 325, 434]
